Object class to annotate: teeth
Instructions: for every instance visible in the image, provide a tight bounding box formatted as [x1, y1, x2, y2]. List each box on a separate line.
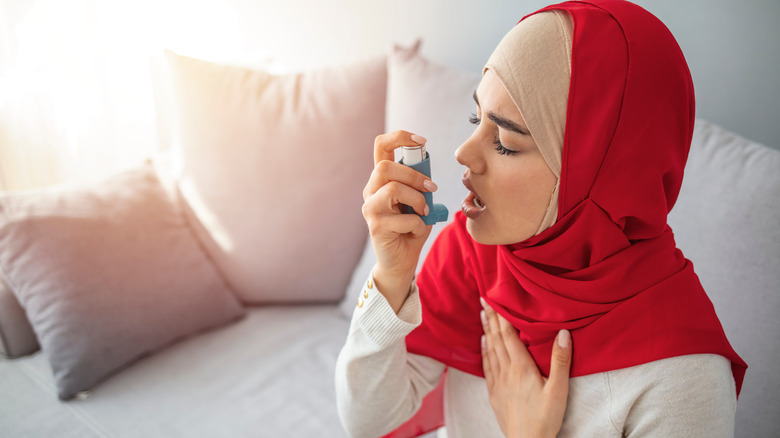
[474, 197, 484, 208]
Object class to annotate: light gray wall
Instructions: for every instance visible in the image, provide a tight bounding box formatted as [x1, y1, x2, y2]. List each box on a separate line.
[387, 0, 780, 149]
[637, 0, 779, 149]
[219, 0, 779, 149]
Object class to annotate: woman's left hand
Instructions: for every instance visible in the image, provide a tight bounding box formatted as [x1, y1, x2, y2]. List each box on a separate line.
[480, 297, 572, 438]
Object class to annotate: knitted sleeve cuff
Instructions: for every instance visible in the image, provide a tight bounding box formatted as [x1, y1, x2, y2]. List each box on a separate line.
[354, 271, 422, 349]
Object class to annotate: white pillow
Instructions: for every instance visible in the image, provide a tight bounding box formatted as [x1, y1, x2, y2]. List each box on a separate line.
[340, 42, 481, 317]
[166, 51, 386, 304]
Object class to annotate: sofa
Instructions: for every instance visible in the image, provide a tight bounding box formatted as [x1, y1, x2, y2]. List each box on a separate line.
[1, 42, 778, 438]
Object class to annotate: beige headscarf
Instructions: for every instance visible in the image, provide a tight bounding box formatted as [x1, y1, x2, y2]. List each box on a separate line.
[482, 10, 573, 236]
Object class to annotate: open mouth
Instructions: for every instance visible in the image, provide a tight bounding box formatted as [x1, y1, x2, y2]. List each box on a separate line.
[462, 176, 487, 219]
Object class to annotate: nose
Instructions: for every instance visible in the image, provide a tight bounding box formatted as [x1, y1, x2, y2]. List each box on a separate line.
[454, 132, 486, 174]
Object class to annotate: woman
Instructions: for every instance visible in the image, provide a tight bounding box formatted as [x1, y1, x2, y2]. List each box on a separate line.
[336, 1, 746, 437]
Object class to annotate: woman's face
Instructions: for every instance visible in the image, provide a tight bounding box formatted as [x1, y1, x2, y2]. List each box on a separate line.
[455, 69, 558, 245]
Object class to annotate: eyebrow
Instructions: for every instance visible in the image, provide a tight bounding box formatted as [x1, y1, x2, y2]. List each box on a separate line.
[473, 90, 529, 135]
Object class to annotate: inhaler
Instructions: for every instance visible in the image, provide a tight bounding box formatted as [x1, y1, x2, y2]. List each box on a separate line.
[399, 144, 448, 225]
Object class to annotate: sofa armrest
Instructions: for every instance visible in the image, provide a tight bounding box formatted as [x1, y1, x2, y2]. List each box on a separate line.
[0, 274, 39, 358]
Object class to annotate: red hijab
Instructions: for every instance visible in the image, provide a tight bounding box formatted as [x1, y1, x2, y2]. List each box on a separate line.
[387, 0, 747, 436]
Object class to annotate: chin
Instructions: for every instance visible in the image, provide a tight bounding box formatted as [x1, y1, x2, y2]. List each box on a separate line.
[465, 217, 500, 245]
[465, 217, 534, 245]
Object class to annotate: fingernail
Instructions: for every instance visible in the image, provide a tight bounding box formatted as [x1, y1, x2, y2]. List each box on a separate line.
[410, 134, 427, 144]
[479, 297, 487, 308]
[557, 329, 570, 349]
[481, 335, 486, 349]
[423, 179, 438, 192]
[480, 310, 487, 326]
[424, 204, 430, 216]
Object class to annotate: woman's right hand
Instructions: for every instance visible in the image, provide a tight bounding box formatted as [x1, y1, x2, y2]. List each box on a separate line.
[362, 130, 438, 313]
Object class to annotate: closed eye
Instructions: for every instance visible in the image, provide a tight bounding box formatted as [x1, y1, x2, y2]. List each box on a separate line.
[494, 137, 518, 156]
[470, 113, 519, 156]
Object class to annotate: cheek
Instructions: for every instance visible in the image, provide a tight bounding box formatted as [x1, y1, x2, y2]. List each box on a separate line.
[491, 159, 557, 221]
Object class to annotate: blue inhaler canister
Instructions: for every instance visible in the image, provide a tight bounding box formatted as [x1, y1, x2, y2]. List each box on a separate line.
[399, 144, 449, 225]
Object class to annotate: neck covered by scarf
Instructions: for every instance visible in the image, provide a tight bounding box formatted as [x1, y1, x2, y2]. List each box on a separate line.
[388, 1, 747, 436]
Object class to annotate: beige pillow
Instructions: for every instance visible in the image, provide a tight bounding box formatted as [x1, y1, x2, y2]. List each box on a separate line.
[165, 51, 385, 304]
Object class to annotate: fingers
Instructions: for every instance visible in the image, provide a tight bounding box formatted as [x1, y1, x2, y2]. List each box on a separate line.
[481, 334, 495, 388]
[365, 209, 430, 239]
[546, 329, 572, 400]
[480, 297, 510, 368]
[480, 297, 538, 370]
[362, 131, 438, 230]
[495, 308, 534, 367]
[363, 159, 437, 202]
[373, 130, 427, 165]
[364, 179, 430, 217]
[480, 300, 499, 383]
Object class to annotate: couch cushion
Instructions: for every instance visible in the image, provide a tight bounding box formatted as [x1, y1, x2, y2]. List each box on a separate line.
[0, 305, 350, 437]
[341, 42, 480, 316]
[668, 119, 780, 437]
[0, 162, 245, 400]
[166, 50, 385, 304]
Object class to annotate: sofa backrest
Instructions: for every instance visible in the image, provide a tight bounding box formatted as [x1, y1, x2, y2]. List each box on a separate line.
[668, 119, 780, 438]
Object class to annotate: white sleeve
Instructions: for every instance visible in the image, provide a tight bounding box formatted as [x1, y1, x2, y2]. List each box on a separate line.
[613, 354, 737, 438]
[335, 272, 447, 438]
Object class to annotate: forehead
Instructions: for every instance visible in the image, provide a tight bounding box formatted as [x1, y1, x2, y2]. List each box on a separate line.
[476, 69, 523, 121]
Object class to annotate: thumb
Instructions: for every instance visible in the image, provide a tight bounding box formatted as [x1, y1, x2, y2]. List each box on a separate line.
[547, 329, 572, 397]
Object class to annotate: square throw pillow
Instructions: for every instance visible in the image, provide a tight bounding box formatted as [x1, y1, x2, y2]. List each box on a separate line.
[0, 162, 245, 400]
[165, 50, 385, 304]
[340, 42, 481, 317]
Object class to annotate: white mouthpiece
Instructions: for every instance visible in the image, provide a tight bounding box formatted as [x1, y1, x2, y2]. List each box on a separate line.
[402, 144, 426, 165]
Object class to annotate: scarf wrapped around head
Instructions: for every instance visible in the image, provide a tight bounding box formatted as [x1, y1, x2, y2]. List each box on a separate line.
[483, 8, 573, 236]
[386, 1, 747, 436]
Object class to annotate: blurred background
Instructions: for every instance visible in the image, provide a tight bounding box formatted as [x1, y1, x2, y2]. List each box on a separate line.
[1, 0, 778, 191]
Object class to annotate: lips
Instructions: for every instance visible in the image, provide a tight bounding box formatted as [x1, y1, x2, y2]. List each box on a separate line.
[462, 175, 487, 219]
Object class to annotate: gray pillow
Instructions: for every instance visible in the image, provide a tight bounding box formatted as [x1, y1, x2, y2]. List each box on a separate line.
[0, 162, 245, 400]
[0, 273, 39, 358]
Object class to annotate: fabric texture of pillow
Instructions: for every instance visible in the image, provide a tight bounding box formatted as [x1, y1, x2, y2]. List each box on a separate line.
[340, 42, 480, 317]
[0, 162, 245, 400]
[166, 50, 385, 304]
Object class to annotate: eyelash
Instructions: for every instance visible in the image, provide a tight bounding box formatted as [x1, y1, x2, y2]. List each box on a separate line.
[469, 112, 519, 156]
